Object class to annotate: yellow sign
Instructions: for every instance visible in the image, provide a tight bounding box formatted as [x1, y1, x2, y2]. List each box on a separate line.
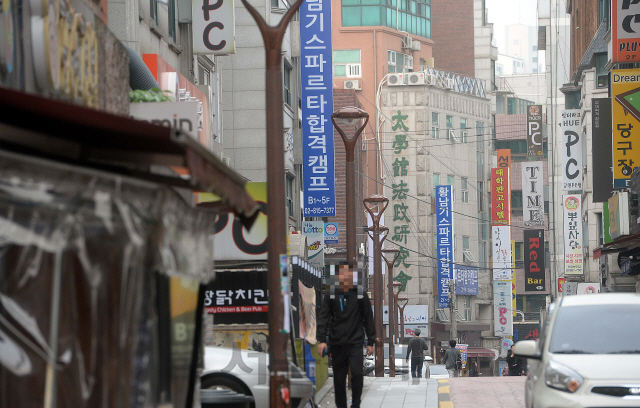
[612, 69, 640, 188]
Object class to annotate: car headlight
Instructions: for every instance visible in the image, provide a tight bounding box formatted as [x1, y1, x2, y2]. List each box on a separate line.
[289, 363, 306, 379]
[544, 360, 583, 393]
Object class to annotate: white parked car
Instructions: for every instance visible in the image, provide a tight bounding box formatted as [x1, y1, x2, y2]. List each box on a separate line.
[202, 346, 314, 408]
[514, 293, 640, 408]
[428, 364, 450, 379]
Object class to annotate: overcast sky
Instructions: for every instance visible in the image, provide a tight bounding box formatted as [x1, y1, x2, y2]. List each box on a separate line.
[486, 0, 539, 51]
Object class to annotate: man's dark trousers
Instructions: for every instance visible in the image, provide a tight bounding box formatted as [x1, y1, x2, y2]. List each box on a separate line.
[332, 344, 363, 408]
[411, 357, 423, 378]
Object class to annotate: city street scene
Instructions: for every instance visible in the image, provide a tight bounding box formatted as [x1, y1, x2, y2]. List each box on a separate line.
[0, 0, 639, 407]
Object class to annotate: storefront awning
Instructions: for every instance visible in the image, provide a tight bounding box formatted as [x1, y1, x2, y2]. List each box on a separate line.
[466, 347, 497, 358]
[593, 230, 640, 260]
[0, 87, 259, 226]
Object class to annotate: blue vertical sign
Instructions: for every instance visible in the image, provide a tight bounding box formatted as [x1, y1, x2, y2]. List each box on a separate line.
[436, 185, 453, 308]
[301, 0, 335, 217]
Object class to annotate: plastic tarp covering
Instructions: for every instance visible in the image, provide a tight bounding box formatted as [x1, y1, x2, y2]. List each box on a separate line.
[0, 151, 215, 408]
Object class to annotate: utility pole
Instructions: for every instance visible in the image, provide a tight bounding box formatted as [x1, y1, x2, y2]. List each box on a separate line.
[381, 248, 399, 377]
[449, 279, 457, 342]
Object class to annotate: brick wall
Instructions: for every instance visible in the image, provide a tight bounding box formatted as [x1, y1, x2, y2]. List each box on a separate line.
[431, 0, 475, 77]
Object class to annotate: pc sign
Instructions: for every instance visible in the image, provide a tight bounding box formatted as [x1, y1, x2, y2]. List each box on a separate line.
[324, 222, 339, 244]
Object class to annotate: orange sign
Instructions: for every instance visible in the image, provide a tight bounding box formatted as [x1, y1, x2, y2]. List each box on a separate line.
[491, 168, 511, 226]
[497, 149, 511, 169]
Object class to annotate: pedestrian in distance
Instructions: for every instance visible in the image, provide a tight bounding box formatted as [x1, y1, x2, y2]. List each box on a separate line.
[469, 359, 480, 377]
[507, 345, 524, 376]
[317, 262, 376, 408]
[405, 329, 429, 378]
[443, 339, 462, 378]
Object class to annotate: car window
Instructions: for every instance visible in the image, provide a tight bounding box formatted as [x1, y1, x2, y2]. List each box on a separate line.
[548, 304, 640, 354]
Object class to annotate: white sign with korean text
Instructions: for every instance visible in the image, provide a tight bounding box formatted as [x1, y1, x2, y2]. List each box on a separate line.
[193, 0, 235, 54]
[561, 110, 582, 191]
[492, 225, 512, 281]
[522, 161, 544, 226]
[563, 195, 583, 275]
[493, 281, 513, 336]
[382, 305, 428, 325]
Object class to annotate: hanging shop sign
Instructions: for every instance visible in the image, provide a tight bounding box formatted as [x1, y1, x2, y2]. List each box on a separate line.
[497, 149, 510, 169]
[612, 69, 640, 188]
[193, 0, 235, 54]
[592, 98, 614, 202]
[563, 195, 583, 275]
[436, 185, 454, 308]
[303, 221, 325, 269]
[383, 305, 428, 325]
[454, 265, 479, 296]
[301, 0, 336, 216]
[576, 282, 601, 294]
[522, 161, 544, 226]
[492, 225, 512, 281]
[526, 105, 543, 157]
[204, 270, 269, 324]
[491, 168, 511, 226]
[561, 110, 582, 191]
[524, 229, 545, 292]
[493, 281, 513, 336]
[608, 192, 631, 240]
[130, 101, 200, 139]
[324, 222, 339, 244]
[612, 0, 640, 63]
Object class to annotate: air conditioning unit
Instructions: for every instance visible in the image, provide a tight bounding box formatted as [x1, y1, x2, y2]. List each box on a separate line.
[402, 36, 413, 49]
[388, 73, 405, 86]
[411, 41, 421, 51]
[444, 78, 455, 89]
[344, 79, 361, 90]
[425, 73, 438, 85]
[407, 72, 425, 85]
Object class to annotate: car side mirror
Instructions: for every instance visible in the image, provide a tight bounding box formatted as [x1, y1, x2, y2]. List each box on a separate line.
[513, 340, 541, 360]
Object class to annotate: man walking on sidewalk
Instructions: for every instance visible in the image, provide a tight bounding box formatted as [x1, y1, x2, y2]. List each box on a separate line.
[444, 340, 461, 378]
[405, 329, 429, 378]
[317, 262, 376, 408]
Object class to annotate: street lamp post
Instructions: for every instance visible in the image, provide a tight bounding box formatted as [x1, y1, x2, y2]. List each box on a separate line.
[364, 195, 389, 377]
[241, 1, 302, 407]
[392, 282, 402, 342]
[331, 107, 369, 264]
[397, 296, 408, 342]
[381, 248, 399, 377]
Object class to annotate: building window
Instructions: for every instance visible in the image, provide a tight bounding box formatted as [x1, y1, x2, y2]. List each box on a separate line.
[477, 181, 485, 211]
[284, 62, 292, 107]
[150, 0, 158, 25]
[271, 0, 279, 7]
[596, 212, 604, 246]
[448, 175, 455, 201]
[198, 63, 211, 86]
[478, 212, 488, 240]
[388, 51, 413, 73]
[433, 173, 440, 196]
[598, 0, 610, 27]
[565, 91, 581, 109]
[478, 241, 487, 269]
[446, 115, 453, 141]
[460, 118, 468, 143]
[596, 53, 609, 88]
[334, 50, 361, 77]
[476, 121, 484, 151]
[432, 112, 439, 139]
[511, 190, 523, 209]
[342, 0, 431, 39]
[286, 175, 294, 217]
[461, 177, 469, 203]
[168, 0, 177, 42]
[463, 296, 472, 321]
[515, 242, 524, 268]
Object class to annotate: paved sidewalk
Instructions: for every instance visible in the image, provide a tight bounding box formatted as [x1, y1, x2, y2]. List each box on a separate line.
[441, 377, 526, 408]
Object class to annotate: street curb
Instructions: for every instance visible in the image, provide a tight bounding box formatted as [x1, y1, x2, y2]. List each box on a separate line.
[437, 379, 453, 408]
[315, 378, 334, 405]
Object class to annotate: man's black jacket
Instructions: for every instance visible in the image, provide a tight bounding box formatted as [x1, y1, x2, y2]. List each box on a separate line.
[316, 290, 376, 347]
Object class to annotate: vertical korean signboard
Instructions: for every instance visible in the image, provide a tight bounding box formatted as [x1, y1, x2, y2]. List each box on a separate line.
[491, 168, 511, 225]
[592, 98, 614, 202]
[522, 162, 544, 226]
[301, 0, 336, 216]
[436, 185, 454, 308]
[492, 226, 512, 281]
[527, 105, 543, 157]
[493, 281, 513, 336]
[303, 221, 325, 269]
[524, 229, 545, 291]
[561, 110, 582, 190]
[612, 0, 640, 63]
[612, 69, 640, 188]
[563, 195, 583, 275]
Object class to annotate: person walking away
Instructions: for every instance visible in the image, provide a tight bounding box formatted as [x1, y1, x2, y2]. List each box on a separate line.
[507, 345, 524, 376]
[405, 329, 429, 378]
[443, 340, 461, 377]
[468, 360, 480, 377]
[317, 262, 376, 408]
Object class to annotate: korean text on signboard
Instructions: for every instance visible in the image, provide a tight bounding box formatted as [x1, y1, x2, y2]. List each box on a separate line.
[524, 229, 545, 291]
[563, 195, 583, 275]
[455, 265, 479, 296]
[301, 0, 336, 216]
[561, 110, 582, 191]
[522, 161, 544, 226]
[382, 305, 428, 325]
[612, 69, 640, 188]
[436, 185, 454, 308]
[491, 168, 511, 225]
[612, 0, 640, 63]
[324, 222, 339, 244]
[303, 221, 325, 269]
[204, 270, 269, 324]
[592, 98, 614, 202]
[527, 105, 543, 157]
[493, 281, 513, 336]
[492, 225, 512, 281]
[193, 0, 235, 54]
[497, 149, 511, 169]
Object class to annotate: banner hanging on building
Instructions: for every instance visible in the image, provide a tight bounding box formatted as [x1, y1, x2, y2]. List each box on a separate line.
[527, 105, 543, 157]
[524, 229, 545, 291]
[592, 98, 614, 202]
[563, 195, 583, 275]
[303, 221, 325, 269]
[492, 225, 512, 281]
[522, 161, 544, 226]
[612, 69, 640, 188]
[493, 281, 513, 336]
[301, 0, 335, 216]
[612, 0, 640, 63]
[497, 149, 511, 169]
[454, 265, 479, 295]
[561, 110, 582, 191]
[193, 0, 236, 54]
[491, 168, 511, 225]
[436, 185, 454, 308]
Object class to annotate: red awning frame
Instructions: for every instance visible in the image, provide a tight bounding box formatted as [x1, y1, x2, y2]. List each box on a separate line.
[466, 347, 497, 358]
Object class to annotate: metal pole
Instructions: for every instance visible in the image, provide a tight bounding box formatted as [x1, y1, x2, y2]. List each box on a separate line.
[241, 2, 302, 406]
[398, 297, 408, 343]
[449, 279, 457, 342]
[332, 108, 369, 264]
[364, 195, 389, 377]
[382, 249, 399, 377]
[392, 282, 402, 343]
